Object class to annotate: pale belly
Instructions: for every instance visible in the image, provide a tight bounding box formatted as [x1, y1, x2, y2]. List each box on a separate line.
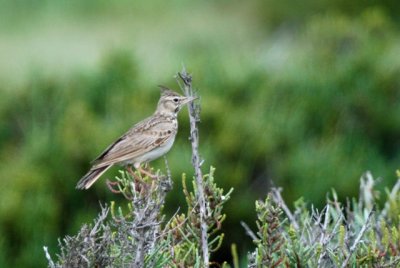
[128, 136, 176, 167]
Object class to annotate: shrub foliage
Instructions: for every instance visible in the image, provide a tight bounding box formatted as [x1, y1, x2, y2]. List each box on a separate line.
[45, 167, 232, 267]
[248, 171, 400, 267]
[46, 169, 400, 267]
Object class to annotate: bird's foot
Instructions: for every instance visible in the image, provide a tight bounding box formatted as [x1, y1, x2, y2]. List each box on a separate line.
[127, 166, 144, 182]
[137, 165, 158, 180]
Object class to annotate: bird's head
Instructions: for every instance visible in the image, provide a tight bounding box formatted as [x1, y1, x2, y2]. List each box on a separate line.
[156, 86, 197, 117]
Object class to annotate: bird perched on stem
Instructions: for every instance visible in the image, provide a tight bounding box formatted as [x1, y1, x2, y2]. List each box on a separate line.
[76, 86, 196, 190]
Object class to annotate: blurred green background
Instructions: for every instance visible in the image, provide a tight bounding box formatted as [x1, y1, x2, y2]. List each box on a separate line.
[1, 0, 400, 266]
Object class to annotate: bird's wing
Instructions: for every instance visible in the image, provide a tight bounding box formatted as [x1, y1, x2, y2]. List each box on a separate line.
[91, 116, 174, 168]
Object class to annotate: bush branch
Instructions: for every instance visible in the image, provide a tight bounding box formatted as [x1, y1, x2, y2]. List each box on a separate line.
[177, 68, 209, 266]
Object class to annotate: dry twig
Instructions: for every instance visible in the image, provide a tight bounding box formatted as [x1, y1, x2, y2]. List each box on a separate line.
[341, 209, 374, 268]
[177, 68, 209, 266]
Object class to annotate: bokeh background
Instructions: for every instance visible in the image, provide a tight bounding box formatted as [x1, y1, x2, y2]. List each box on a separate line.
[1, 0, 400, 266]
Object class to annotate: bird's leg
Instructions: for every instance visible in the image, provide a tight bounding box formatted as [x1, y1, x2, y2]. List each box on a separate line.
[127, 165, 135, 177]
[142, 162, 152, 173]
[137, 164, 157, 179]
[127, 165, 144, 182]
[126, 165, 147, 193]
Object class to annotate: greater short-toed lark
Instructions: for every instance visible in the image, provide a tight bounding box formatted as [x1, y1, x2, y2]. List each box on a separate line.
[76, 86, 196, 190]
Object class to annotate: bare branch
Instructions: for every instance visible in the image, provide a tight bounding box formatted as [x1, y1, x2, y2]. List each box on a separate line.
[318, 212, 343, 267]
[240, 221, 258, 241]
[271, 187, 299, 230]
[177, 68, 209, 266]
[43, 246, 55, 268]
[341, 209, 374, 268]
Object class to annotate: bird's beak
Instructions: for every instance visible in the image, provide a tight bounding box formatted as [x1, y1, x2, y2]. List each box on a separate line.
[181, 96, 198, 105]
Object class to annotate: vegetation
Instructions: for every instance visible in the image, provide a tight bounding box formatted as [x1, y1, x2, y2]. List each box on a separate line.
[248, 172, 400, 267]
[46, 166, 232, 267]
[1, 0, 400, 266]
[45, 167, 400, 267]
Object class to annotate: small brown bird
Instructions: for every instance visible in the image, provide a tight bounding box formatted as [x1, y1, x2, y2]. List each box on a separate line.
[76, 86, 196, 190]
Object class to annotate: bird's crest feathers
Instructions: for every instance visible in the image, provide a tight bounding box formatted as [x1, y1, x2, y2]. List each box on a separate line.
[158, 85, 181, 97]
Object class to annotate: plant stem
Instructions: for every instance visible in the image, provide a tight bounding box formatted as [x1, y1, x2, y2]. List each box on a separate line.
[177, 69, 209, 267]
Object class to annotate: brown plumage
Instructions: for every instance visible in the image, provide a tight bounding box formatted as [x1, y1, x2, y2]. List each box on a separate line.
[76, 87, 196, 190]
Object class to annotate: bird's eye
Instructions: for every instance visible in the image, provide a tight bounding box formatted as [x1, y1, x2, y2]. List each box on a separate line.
[173, 98, 179, 103]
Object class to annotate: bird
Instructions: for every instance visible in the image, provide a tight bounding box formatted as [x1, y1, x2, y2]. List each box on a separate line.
[76, 86, 196, 190]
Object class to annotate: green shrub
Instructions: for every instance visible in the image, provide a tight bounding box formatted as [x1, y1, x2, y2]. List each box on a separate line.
[45, 167, 232, 267]
[248, 171, 400, 267]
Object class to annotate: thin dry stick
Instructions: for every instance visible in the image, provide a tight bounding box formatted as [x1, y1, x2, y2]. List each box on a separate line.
[43, 246, 55, 268]
[177, 69, 209, 266]
[318, 212, 343, 267]
[341, 209, 374, 268]
[240, 221, 258, 241]
[271, 187, 299, 230]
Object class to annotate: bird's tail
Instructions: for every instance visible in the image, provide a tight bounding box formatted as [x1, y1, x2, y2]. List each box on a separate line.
[76, 165, 112, 190]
